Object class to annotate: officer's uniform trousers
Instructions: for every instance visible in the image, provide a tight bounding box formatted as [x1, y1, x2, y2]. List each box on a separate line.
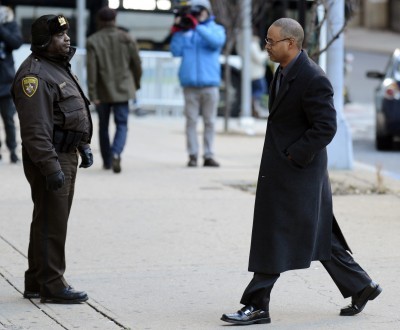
[240, 232, 373, 310]
[22, 147, 78, 296]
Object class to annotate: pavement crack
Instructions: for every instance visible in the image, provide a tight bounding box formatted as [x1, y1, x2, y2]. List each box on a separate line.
[0, 271, 69, 330]
[0, 234, 129, 329]
[29, 301, 70, 330]
[0, 234, 27, 258]
[0, 270, 23, 296]
[86, 301, 130, 329]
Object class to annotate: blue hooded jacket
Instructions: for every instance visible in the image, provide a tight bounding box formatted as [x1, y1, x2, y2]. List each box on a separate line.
[170, 16, 226, 87]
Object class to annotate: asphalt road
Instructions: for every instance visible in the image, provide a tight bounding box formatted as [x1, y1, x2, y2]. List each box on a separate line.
[345, 50, 389, 104]
[345, 50, 400, 177]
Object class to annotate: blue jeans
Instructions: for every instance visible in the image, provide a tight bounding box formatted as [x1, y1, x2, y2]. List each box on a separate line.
[96, 102, 129, 167]
[251, 78, 267, 100]
[0, 96, 17, 153]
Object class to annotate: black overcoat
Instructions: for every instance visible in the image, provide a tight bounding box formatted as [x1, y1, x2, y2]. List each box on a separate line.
[248, 51, 350, 274]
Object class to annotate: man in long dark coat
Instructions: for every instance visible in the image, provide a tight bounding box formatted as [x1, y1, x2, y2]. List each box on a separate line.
[221, 18, 382, 325]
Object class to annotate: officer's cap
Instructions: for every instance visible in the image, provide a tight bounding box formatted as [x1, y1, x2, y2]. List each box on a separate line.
[31, 15, 69, 49]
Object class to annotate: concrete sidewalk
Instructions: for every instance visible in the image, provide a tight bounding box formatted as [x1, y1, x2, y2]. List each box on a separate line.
[1, 113, 400, 329]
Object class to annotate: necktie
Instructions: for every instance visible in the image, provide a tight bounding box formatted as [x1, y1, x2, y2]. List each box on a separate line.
[275, 70, 283, 96]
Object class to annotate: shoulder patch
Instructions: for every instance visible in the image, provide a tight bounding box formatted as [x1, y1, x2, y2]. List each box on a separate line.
[22, 77, 38, 97]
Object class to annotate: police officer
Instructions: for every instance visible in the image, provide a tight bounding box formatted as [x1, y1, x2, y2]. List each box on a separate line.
[11, 15, 93, 304]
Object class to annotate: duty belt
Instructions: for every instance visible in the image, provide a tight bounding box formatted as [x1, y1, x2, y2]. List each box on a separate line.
[53, 128, 83, 153]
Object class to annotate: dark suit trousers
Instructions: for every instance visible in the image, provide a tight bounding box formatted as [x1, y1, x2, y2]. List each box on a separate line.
[22, 148, 78, 295]
[240, 232, 372, 310]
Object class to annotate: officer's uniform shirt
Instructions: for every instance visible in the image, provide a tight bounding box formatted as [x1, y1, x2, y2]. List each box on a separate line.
[11, 48, 92, 176]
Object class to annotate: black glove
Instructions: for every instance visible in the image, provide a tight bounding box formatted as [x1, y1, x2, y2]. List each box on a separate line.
[79, 146, 93, 168]
[46, 170, 65, 191]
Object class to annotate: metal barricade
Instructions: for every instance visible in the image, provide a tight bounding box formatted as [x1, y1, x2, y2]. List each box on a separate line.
[136, 51, 184, 116]
[13, 46, 184, 116]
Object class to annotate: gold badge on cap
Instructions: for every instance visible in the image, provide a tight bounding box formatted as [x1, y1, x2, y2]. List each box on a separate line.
[58, 16, 67, 26]
[22, 77, 38, 97]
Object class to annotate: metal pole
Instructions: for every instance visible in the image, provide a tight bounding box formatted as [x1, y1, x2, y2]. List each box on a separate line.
[239, 0, 255, 134]
[318, 4, 327, 72]
[77, 0, 86, 49]
[326, 0, 353, 169]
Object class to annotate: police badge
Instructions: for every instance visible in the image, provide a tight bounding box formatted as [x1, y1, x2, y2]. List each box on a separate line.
[22, 77, 38, 97]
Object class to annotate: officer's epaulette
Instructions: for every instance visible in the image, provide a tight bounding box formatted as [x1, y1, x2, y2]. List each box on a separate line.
[29, 57, 41, 75]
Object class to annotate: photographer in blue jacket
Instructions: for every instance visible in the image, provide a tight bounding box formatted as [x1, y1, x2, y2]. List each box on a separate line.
[170, 0, 225, 167]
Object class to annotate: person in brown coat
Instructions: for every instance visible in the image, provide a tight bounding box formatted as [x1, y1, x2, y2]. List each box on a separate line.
[86, 6, 142, 173]
[221, 18, 382, 325]
[12, 14, 93, 304]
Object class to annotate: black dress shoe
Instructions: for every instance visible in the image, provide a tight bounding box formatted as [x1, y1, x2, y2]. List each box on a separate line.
[40, 286, 88, 304]
[221, 305, 271, 325]
[340, 281, 382, 316]
[23, 290, 40, 299]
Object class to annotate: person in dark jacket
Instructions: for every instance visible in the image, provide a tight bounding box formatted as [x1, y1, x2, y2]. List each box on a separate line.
[11, 14, 93, 304]
[170, 0, 225, 167]
[0, 3, 22, 163]
[221, 18, 382, 325]
[86, 6, 142, 173]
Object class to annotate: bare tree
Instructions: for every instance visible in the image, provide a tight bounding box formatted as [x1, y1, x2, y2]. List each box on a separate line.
[210, 0, 359, 131]
[210, 0, 242, 131]
[305, 0, 359, 60]
[250, 0, 359, 59]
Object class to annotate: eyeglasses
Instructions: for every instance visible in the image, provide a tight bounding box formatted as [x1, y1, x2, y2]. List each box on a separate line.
[265, 38, 291, 46]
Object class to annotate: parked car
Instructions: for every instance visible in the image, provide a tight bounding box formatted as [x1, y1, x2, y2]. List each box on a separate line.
[366, 48, 400, 150]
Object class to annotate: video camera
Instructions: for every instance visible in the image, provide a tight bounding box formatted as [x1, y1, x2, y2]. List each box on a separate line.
[172, 0, 203, 31]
